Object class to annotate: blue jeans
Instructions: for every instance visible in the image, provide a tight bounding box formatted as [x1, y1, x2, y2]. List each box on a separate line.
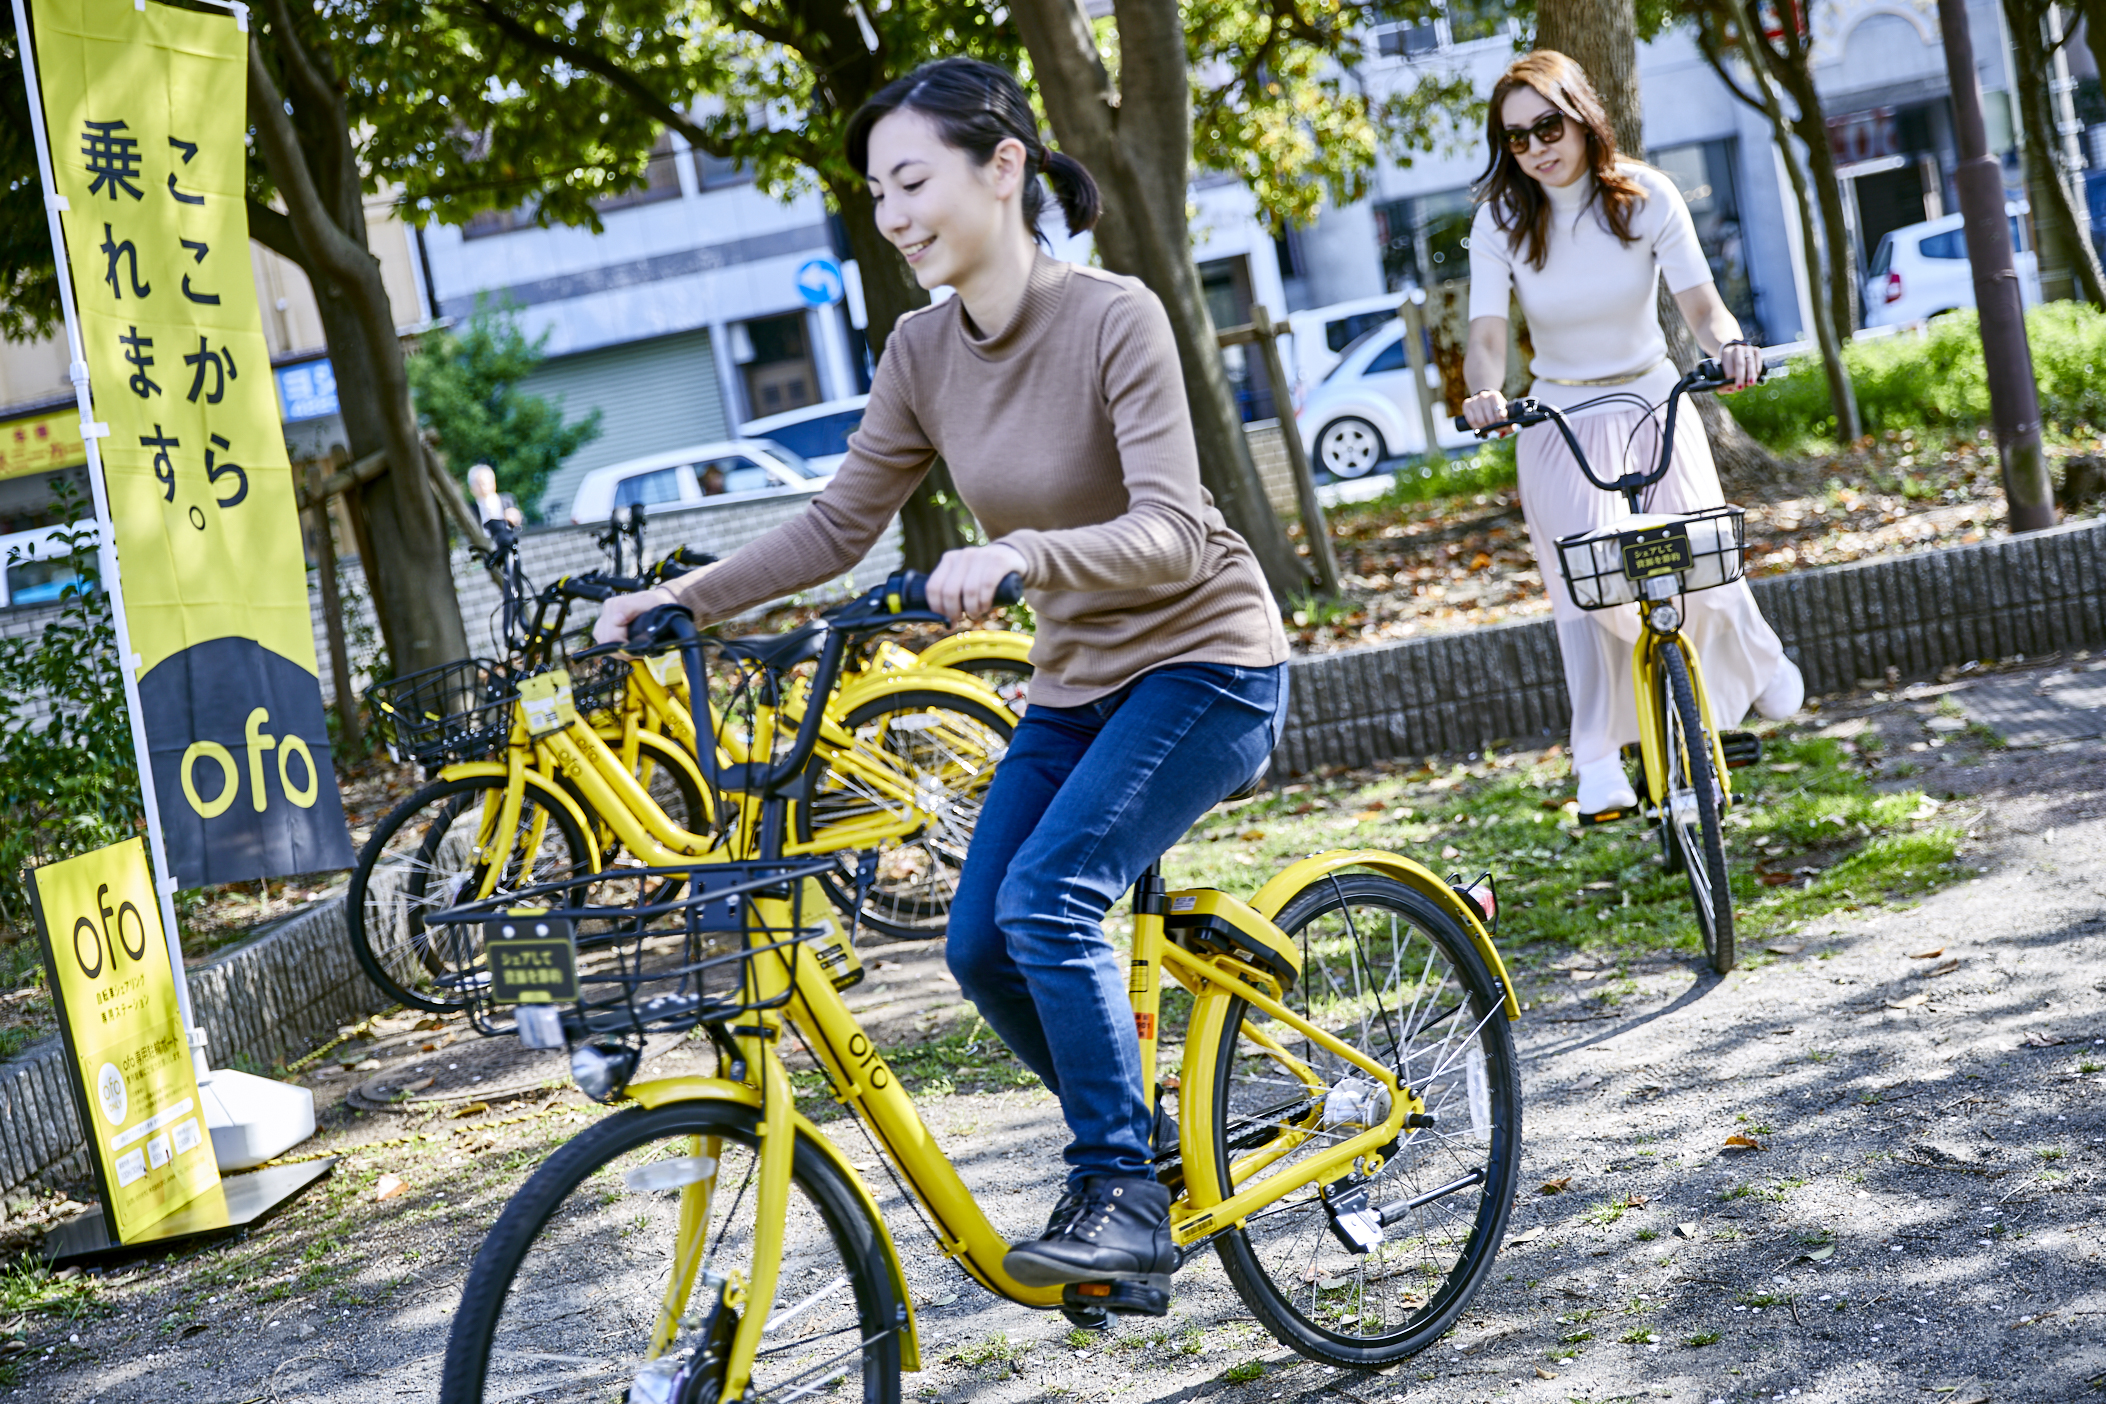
[947, 662, 1291, 1189]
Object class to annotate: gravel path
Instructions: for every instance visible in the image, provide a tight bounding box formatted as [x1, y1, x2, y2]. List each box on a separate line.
[15, 664, 2105, 1404]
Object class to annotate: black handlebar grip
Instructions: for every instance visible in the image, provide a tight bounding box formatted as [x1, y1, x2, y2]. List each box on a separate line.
[625, 601, 697, 651]
[992, 572, 1024, 607]
[563, 578, 616, 602]
[886, 569, 1024, 615]
[1452, 415, 1472, 433]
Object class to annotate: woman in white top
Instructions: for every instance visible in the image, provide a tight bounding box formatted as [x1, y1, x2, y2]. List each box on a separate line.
[1460, 51, 1802, 816]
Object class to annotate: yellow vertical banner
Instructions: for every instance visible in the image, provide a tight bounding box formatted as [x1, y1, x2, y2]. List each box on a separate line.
[31, 0, 352, 885]
[32, 840, 219, 1240]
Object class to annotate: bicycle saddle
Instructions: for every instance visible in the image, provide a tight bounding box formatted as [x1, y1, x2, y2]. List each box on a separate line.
[719, 621, 828, 672]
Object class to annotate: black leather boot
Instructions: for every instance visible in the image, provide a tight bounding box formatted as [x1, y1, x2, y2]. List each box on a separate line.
[1003, 1175, 1175, 1289]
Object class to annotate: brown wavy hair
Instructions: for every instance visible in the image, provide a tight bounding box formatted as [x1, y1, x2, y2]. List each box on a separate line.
[1474, 51, 1646, 271]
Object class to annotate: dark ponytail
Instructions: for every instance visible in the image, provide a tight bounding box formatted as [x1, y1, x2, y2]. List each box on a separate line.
[846, 57, 1101, 244]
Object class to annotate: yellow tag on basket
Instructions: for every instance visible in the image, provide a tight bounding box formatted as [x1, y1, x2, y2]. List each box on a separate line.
[517, 670, 578, 738]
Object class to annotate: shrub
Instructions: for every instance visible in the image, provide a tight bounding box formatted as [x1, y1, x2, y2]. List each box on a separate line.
[0, 482, 141, 931]
[1726, 303, 2106, 449]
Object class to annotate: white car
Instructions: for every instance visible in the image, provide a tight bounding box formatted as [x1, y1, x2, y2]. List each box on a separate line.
[0, 521, 94, 609]
[1285, 295, 1413, 401]
[1296, 320, 1479, 478]
[739, 395, 869, 477]
[1863, 209, 2042, 329]
[568, 439, 824, 525]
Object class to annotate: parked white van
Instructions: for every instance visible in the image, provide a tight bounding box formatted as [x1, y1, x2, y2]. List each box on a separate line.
[1296, 321, 1479, 478]
[567, 439, 825, 525]
[1863, 208, 2042, 329]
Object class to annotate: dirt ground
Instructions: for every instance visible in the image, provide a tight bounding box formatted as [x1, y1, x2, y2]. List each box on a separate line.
[9, 661, 2105, 1404]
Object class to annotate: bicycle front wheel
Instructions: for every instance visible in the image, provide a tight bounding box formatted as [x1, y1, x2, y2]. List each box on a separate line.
[440, 1099, 903, 1404]
[347, 775, 593, 1012]
[1658, 643, 1735, 973]
[1203, 874, 1521, 1367]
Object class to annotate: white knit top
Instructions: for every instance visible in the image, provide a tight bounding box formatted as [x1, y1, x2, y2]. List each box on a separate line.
[1468, 162, 1713, 415]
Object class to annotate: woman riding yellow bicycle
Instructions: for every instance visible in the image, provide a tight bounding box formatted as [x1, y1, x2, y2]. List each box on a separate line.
[596, 59, 1289, 1294]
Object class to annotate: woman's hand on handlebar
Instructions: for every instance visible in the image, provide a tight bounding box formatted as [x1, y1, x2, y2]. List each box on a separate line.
[1717, 340, 1763, 393]
[593, 585, 679, 647]
[1461, 388, 1512, 436]
[928, 543, 1028, 622]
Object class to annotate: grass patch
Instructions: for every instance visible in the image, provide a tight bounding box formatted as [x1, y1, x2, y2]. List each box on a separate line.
[947, 1332, 1027, 1370]
[1222, 1359, 1267, 1384]
[0, 1254, 98, 1318]
[1162, 728, 1963, 969]
[1618, 1328, 1659, 1345]
[1686, 1329, 1722, 1346]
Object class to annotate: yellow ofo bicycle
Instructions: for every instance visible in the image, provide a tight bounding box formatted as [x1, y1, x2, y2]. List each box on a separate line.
[431, 573, 1524, 1404]
[1459, 358, 1774, 973]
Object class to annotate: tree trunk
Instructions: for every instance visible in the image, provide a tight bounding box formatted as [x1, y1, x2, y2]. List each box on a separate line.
[2005, 0, 2106, 305]
[1010, 0, 1311, 600]
[828, 179, 975, 566]
[1757, 67, 1863, 440]
[1783, 79, 1861, 338]
[1537, 0, 1780, 483]
[246, 17, 464, 677]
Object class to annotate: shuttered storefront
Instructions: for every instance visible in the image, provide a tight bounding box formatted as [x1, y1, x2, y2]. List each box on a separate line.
[523, 328, 726, 521]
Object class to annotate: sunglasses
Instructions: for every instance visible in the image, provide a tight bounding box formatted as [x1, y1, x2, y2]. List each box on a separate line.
[1501, 112, 1568, 153]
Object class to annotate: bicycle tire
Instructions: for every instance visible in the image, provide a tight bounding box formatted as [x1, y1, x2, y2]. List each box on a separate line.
[439, 1099, 902, 1404]
[1204, 874, 1521, 1367]
[1659, 644, 1735, 973]
[346, 775, 593, 1012]
[796, 689, 1012, 942]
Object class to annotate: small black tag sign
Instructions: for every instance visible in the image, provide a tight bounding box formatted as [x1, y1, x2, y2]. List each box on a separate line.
[1620, 522, 1694, 581]
[484, 913, 579, 1004]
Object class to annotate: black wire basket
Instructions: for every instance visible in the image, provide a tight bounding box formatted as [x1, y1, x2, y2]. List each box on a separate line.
[1554, 504, 1747, 612]
[424, 857, 846, 1049]
[366, 657, 516, 767]
[564, 644, 631, 722]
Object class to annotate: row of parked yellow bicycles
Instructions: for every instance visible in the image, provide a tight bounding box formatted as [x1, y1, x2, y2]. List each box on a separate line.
[344, 526, 1525, 1404]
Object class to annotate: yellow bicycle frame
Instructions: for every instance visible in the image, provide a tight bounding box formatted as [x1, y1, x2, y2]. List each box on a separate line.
[1629, 627, 1734, 811]
[616, 850, 1516, 1396]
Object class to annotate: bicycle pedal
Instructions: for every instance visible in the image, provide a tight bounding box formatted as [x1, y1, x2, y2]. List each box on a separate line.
[1063, 1279, 1171, 1317]
[1720, 730, 1763, 768]
[1060, 1302, 1112, 1331]
[1576, 805, 1632, 826]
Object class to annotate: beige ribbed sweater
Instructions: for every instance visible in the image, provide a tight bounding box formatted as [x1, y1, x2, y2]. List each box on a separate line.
[667, 253, 1287, 706]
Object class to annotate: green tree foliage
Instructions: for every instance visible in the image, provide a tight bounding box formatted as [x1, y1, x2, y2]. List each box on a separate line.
[405, 299, 601, 521]
[0, 24, 58, 343]
[0, 482, 141, 929]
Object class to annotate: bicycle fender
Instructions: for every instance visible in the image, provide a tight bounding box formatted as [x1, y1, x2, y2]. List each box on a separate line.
[831, 664, 1011, 720]
[623, 1077, 921, 1372]
[431, 761, 603, 873]
[1632, 633, 1733, 808]
[1248, 851, 1520, 1020]
[914, 631, 1034, 673]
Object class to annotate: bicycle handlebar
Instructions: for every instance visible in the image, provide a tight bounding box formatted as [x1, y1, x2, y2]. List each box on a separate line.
[1450, 358, 1779, 504]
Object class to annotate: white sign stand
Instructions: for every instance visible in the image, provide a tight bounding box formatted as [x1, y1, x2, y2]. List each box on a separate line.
[12, 0, 315, 1171]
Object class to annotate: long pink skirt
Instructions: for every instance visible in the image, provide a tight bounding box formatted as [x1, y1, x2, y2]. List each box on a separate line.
[1515, 404, 1787, 770]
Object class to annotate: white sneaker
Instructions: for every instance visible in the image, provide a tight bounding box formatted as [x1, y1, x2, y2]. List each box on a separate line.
[1755, 658, 1805, 721]
[1575, 757, 1638, 816]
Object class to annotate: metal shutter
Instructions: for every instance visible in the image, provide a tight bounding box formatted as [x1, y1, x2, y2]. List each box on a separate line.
[521, 329, 727, 520]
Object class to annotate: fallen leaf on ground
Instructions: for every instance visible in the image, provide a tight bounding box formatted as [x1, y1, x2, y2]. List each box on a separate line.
[1724, 1134, 1765, 1150]
[1440, 845, 1461, 859]
[449, 1101, 490, 1118]
[1758, 871, 1797, 886]
[1766, 761, 1803, 773]
[1674, 1222, 1701, 1240]
[2020, 1031, 2067, 1048]
[1570, 969, 1605, 982]
[1797, 1245, 1836, 1262]
[1352, 810, 1385, 823]
[1508, 1226, 1545, 1245]
[1923, 958, 1961, 977]
[375, 1174, 407, 1200]
[1536, 1366, 1558, 1380]
[1767, 942, 1804, 955]
[394, 1076, 435, 1096]
[1909, 947, 1945, 959]
[352, 1058, 383, 1071]
[1886, 994, 1930, 1009]
[1624, 1193, 1649, 1208]
[1241, 830, 1266, 842]
[1538, 1176, 1572, 1195]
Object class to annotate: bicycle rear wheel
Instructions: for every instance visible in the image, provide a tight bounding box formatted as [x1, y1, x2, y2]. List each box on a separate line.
[1202, 874, 1521, 1367]
[797, 689, 1012, 941]
[1658, 644, 1735, 973]
[347, 776, 593, 1012]
[440, 1099, 902, 1404]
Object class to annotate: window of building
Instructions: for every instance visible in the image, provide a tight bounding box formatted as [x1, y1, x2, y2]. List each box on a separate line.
[462, 198, 541, 241]
[1199, 256, 1278, 423]
[1650, 139, 1763, 343]
[1374, 0, 1512, 56]
[594, 131, 685, 214]
[695, 148, 754, 192]
[737, 312, 820, 418]
[1372, 187, 1474, 292]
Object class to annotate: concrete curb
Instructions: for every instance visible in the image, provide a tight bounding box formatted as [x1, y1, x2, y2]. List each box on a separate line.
[1275, 516, 2106, 773]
